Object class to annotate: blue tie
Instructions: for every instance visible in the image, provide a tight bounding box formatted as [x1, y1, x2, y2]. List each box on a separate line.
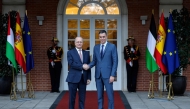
[101, 44, 104, 59]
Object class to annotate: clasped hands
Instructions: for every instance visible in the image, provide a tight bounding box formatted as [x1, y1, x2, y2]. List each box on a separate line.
[83, 64, 89, 70]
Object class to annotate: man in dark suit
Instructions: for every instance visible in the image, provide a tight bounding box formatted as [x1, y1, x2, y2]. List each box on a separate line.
[47, 37, 63, 93]
[83, 30, 118, 109]
[124, 36, 140, 92]
[66, 36, 91, 109]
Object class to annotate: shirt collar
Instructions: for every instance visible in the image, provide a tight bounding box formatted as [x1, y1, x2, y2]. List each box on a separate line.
[76, 47, 82, 51]
[101, 41, 108, 47]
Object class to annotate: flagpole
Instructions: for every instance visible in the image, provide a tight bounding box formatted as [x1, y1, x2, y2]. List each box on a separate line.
[20, 69, 25, 98]
[148, 9, 156, 99]
[151, 73, 154, 98]
[7, 11, 17, 100]
[152, 9, 154, 15]
[167, 74, 174, 100]
[148, 73, 155, 98]
[10, 67, 17, 100]
[159, 70, 163, 97]
[24, 10, 35, 98]
[26, 72, 35, 98]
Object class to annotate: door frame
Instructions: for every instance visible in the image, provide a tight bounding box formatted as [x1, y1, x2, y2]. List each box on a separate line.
[61, 15, 122, 90]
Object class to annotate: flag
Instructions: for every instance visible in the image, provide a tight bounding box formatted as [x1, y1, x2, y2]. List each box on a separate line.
[15, 12, 27, 73]
[162, 14, 180, 74]
[154, 13, 167, 74]
[146, 14, 158, 73]
[6, 14, 18, 72]
[23, 13, 34, 73]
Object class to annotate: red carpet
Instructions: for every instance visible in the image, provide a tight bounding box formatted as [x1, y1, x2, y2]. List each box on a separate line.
[56, 91, 126, 109]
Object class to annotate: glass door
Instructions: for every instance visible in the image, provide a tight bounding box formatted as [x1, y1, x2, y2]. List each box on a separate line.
[68, 19, 90, 51]
[63, 17, 118, 90]
[94, 19, 117, 45]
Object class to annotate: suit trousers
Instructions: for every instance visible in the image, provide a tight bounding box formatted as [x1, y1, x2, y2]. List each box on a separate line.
[49, 62, 62, 92]
[68, 75, 86, 109]
[96, 75, 114, 109]
[126, 61, 139, 92]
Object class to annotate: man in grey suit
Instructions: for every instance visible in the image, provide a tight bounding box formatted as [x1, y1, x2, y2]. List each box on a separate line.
[83, 30, 118, 109]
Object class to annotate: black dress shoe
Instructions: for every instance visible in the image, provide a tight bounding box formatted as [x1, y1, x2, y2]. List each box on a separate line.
[56, 91, 60, 93]
[50, 91, 54, 93]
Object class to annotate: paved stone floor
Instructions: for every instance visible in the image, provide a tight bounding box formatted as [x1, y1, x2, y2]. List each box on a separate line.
[0, 91, 190, 109]
[123, 91, 190, 109]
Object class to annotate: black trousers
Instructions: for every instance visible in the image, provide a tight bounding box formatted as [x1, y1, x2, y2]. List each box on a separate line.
[49, 62, 62, 92]
[68, 75, 86, 109]
[126, 61, 139, 92]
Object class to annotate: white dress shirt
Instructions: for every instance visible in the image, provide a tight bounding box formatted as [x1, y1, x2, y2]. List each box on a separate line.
[100, 41, 108, 52]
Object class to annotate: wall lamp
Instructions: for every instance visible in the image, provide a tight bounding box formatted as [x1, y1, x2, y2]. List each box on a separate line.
[140, 16, 148, 25]
[36, 16, 44, 25]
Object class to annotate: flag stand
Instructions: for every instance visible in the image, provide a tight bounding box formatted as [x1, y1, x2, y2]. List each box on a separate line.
[148, 73, 155, 98]
[10, 67, 17, 100]
[159, 72, 163, 97]
[20, 70, 25, 98]
[167, 74, 174, 100]
[26, 72, 35, 98]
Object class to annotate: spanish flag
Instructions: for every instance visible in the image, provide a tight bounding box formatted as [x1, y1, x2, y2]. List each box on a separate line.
[15, 12, 27, 73]
[154, 12, 167, 74]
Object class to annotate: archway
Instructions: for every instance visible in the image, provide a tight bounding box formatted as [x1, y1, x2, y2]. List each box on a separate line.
[57, 0, 128, 91]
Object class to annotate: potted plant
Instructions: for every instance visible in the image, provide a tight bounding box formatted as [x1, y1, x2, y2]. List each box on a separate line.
[165, 7, 190, 95]
[0, 11, 17, 95]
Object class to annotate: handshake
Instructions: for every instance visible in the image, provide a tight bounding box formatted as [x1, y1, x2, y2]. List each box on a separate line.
[83, 64, 90, 70]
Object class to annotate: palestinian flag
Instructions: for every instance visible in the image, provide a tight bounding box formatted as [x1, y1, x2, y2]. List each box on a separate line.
[6, 14, 18, 73]
[146, 14, 158, 73]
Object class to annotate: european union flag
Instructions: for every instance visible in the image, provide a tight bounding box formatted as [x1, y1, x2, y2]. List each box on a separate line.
[23, 14, 34, 73]
[162, 14, 180, 74]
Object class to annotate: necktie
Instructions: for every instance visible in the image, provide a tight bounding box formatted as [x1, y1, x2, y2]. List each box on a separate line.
[79, 49, 83, 62]
[101, 45, 104, 59]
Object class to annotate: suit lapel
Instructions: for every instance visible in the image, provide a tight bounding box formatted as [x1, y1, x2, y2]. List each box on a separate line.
[102, 42, 109, 58]
[82, 50, 85, 63]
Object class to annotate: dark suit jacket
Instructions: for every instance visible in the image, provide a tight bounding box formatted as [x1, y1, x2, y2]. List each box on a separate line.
[66, 48, 91, 83]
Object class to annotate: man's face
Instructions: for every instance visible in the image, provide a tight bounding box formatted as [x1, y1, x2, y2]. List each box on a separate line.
[75, 37, 83, 49]
[53, 41, 58, 46]
[99, 33, 107, 44]
[128, 39, 134, 45]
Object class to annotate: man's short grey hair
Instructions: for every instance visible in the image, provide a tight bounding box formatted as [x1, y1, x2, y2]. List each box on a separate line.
[75, 36, 83, 42]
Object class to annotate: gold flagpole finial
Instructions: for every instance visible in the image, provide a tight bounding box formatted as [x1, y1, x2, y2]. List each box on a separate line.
[26, 10, 27, 16]
[170, 9, 172, 13]
[162, 9, 164, 13]
[152, 9, 154, 15]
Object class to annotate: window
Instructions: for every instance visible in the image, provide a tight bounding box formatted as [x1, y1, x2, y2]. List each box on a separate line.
[66, 0, 119, 15]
